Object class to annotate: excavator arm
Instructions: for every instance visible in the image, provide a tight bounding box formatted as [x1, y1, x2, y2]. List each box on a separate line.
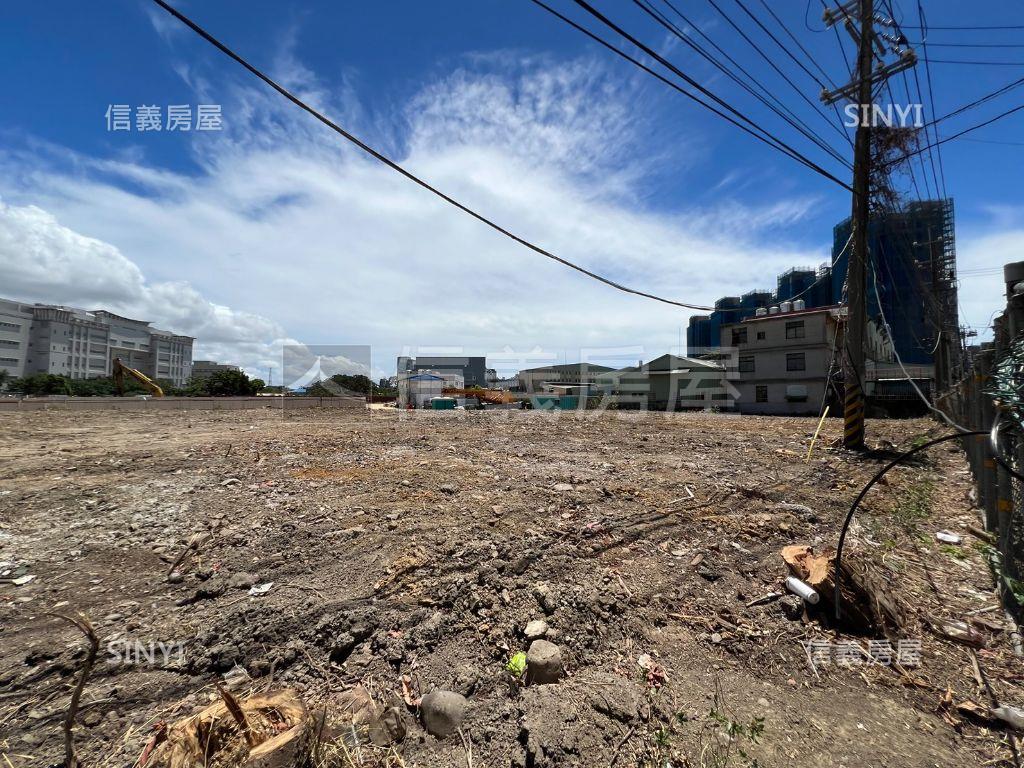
[112, 357, 164, 397]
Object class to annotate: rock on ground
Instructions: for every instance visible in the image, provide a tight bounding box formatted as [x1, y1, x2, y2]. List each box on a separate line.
[527, 640, 563, 684]
[420, 690, 469, 738]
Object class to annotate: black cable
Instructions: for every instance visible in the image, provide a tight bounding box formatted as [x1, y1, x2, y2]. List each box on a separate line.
[148, 0, 718, 312]
[915, 0, 949, 199]
[907, 41, 1024, 48]
[740, 0, 856, 145]
[894, 101, 1024, 162]
[926, 57, 1024, 66]
[833, 430, 979, 621]
[699, 0, 854, 147]
[820, 0, 856, 79]
[833, 427, 1024, 622]
[928, 74, 1024, 127]
[633, 0, 852, 169]
[961, 137, 1024, 147]
[756, 0, 838, 87]
[911, 63, 945, 198]
[734, 0, 829, 89]
[654, 0, 851, 162]
[542, 0, 854, 190]
[910, 24, 1024, 31]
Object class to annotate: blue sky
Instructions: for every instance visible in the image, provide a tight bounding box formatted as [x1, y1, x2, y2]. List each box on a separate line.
[0, 0, 1020, 379]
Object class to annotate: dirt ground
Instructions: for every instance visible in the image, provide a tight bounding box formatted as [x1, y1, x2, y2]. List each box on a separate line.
[1, 407, 1021, 767]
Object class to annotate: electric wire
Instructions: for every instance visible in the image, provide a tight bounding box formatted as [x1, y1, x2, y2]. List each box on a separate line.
[908, 23, 1024, 31]
[758, 0, 839, 87]
[915, 0, 949, 199]
[741, 0, 856, 144]
[697, 0, 854, 147]
[729, 0, 830, 91]
[928, 74, 1024, 127]
[832, 430, 984, 621]
[907, 41, 1024, 48]
[634, 0, 853, 169]
[871, 256, 962, 429]
[925, 57, 1024, 66]
[148, 0, 719, 311]
[531, 0, 854, 190]
[896, 101, 1024, 161]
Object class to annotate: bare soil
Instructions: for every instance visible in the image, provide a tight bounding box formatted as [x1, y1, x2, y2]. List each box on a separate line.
[0, 407, 1021, 767]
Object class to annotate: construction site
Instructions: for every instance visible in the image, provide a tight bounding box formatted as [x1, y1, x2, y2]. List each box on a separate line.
[2, 405, 1023, 767]
[3, 0, 1024, 766]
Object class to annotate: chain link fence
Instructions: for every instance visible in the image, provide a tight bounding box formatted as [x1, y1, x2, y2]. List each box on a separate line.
[942, 262, 1024, 625]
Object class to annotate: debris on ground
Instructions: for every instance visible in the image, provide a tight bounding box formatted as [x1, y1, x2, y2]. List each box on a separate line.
[1, 409, 1021, 767]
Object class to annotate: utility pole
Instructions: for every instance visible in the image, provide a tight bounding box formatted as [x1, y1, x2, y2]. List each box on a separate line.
[843, 0, 874, 450]
[822, 0, 916, 448]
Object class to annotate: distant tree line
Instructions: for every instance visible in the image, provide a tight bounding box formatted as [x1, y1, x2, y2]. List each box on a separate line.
[305, 374, 397, 399]
[0, 368, 265, 397]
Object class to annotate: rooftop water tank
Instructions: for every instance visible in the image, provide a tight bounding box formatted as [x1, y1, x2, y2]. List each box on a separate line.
[780, 300, 793, 313]
[755, 307, 768, 317]
[768, 305, 780, 315]
[793, 299, 806, 311]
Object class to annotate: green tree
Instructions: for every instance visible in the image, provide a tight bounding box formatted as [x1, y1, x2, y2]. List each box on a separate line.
[196, 369, 261, 396]
[10, 373, 73, 396]
[328, 374, 372, 395]
[250, 378, 266, 393]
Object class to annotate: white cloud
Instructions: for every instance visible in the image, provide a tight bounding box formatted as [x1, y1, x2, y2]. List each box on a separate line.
[0, 200, 292, 374]
[0, 50, 842, 379]
[957, 225, 1024, 336]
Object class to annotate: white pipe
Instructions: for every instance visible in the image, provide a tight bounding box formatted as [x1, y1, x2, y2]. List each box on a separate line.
[785, 576, 820, 604]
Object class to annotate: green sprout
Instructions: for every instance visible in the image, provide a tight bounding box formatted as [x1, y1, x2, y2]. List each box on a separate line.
[506, 651, 527, 679]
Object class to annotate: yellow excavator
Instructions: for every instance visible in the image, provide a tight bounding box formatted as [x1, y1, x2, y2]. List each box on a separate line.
[112, 357, 164, 397]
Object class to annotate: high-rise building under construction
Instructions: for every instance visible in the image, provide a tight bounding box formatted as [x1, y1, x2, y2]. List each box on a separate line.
[831, 199, 959, 387]
[687, 199, 958, 389]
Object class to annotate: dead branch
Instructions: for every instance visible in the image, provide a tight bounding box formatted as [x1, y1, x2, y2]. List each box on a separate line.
[166, 533, 205, 580]
[51, 612, 99, 768]
[216, 682, 256, 747]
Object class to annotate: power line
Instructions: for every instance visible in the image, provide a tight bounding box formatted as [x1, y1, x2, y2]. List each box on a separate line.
[913, 0, 948, 199]
[736, 0, 856, 143]
[961, 136, 1024, 146]
[633, 0, 853, 169]
[733, 0, 829, 90]
[925, 57, 1024, 65]
[701, 0, 854, 147]
[911, 23, 1024, 31]
[651, 0, 849, 159]
[538, 0, 853, 189]
[756, 0, 839, 87]
[899, 101, 1024, 161]
[929, 74, 1024, 127]
[907, 41, 1024, 48]
[148, 0, 718, 311]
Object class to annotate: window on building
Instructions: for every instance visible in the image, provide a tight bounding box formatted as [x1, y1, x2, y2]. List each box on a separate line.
[756, 331, 766, 340]
[755, 385, 768, 402]
[738, 355, 755, 373]
[731, 327, 748, 345]
[786, 352, 806, 371]
[0, 321, 21, 331]
[785, 320, 805, 339]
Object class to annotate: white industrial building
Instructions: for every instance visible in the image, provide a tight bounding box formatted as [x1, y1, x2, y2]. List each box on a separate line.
[0, 297, 194, 387]
[397, 369, 464, 408]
